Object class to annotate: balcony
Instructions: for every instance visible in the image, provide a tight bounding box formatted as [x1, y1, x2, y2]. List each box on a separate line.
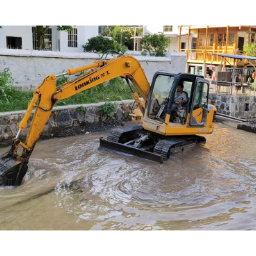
[181, 49, 256, 66]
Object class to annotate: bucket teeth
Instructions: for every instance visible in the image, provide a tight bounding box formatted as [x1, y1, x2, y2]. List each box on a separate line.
[0, 153, 28, 186]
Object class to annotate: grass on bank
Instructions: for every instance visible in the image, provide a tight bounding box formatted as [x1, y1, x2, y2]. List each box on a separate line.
[0, 68, 138, 112]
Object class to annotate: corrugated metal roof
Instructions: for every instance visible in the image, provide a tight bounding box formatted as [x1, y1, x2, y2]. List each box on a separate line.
[211, 53, 256, 60]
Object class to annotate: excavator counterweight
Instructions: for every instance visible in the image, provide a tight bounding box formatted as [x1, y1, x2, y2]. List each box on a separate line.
[0, 52, 217, 187]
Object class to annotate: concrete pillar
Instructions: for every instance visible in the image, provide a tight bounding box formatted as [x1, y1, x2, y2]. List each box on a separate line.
[202, 64, 206, 77]
[0, 27, 5, 48]
[185, 63, 189, 73]
[195, 66, 199, 75]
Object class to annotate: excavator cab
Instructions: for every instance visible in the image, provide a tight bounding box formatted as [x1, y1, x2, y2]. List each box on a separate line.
[142, 72, 213, 134]
[146, 72, 210, 128]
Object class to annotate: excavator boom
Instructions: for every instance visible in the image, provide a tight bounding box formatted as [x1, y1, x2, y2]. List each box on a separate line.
[0, 53, 150, 186]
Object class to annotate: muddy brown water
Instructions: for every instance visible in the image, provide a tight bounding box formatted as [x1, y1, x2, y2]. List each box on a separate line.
[0, 122, 256, 230]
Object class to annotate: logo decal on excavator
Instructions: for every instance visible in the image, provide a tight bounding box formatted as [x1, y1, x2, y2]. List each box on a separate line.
[75, 70, 110, 90]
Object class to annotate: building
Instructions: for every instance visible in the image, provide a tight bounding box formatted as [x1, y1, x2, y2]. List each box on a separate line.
[178, 25, 256, 78]
[143, 25, 180, 52]
[118, 25, 180, 52]
[0, 26, 99, 52]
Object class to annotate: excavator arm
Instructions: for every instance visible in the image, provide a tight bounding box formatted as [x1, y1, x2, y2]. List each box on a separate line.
[0, 54, 150, 186]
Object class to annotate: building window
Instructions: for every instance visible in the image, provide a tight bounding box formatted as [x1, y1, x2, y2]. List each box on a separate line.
[163, 26, 173, 32]
[229, 33, 235, 45]
[44, 28, 52, 50]
[199, 34, 205, 47]
[218, 33, 227, 46]
[6, 37, 22, 49]
[251, 33, 255, 43]
[181, 42, 186, 50]
[191, 37, 197, 49]
[208, 34, 214, 46]
[32, 27, 37, 49]
[32, 27, 52, 50]
[68, 28, 78, 47]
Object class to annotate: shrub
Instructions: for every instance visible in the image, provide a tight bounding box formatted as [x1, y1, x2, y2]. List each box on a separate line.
[76, 106, 87, 114]
[82, 35, 127, 55]
[243, 43, 256, 57]
[108, 26, 133, 50]
[100, 102, 117, 116]
[0, 68, 15, 102]
[57, 70, 69, 86]
[140, 34, 170, 57]
[83, 36, 116, 53]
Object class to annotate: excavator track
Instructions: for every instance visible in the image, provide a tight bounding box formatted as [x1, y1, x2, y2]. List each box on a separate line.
[100, 125, 206, 164]
[154, 135, 206, 160]
[106, 125, 144, 143]
[100, 125, 164, 163]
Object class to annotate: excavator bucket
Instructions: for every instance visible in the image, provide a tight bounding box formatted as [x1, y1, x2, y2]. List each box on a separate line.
[0, 152, 28, 186]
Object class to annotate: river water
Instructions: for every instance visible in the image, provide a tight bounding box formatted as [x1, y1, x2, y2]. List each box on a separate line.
[0, 122, 256, 230]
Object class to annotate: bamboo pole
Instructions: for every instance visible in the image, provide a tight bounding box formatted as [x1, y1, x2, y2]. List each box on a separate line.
[225, 26, 229, 54]
[249, 26, 251, 43]
[186, 26, 191, 56]
[204, 26, 208, 63]
[178, 26, 182, 52]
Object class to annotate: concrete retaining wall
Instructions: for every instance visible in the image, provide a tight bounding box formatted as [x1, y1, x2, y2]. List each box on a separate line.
[209, 94, 256, 119]
[0, 100, 136, 148]
[1, 94, 256, 147]
[0, 49, 186, 90]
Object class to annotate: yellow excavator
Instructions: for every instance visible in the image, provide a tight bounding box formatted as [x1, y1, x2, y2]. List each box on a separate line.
[0, 51, 217, 186]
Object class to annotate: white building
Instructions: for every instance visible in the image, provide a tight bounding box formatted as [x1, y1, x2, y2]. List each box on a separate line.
[0, 26, 98, 52]
[143, 25, 182, 52]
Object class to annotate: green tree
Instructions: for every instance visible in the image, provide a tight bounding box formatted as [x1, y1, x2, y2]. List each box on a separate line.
[83, 36, 116, 53]
[244, 43, 256, 57]
[140, 33, 170, 57]
[108, 26, 133, 50]
[99, 26, 115, 36]
[83, 35, 128, 54]
[99, 25, 139, 36]
[35, 25, 73, 50]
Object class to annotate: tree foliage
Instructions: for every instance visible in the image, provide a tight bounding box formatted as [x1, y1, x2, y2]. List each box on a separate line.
[36, 25, 73, 50]
[99, 26, 115, 36]
[108, 26, 133, 50]
[83, 36, 116, 53]
[243, 43, 256, 57]
[83, 36, 128, 54]
[99, 25, 139, 36]
[139, 34, 170, 56]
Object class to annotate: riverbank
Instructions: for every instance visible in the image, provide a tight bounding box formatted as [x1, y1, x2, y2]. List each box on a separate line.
[0, 99, 136, 147]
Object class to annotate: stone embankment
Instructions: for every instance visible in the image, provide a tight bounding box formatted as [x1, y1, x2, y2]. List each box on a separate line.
[0, 100, 136, 148]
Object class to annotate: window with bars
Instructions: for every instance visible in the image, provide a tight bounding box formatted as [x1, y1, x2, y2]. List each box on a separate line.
[68, 28, 78, 47]
[163, 26, 173, 32]
[32, 27, 52, 50]
[229, 33, 235, 45]
[208, 34, 214, 46]
[216, 33, 235, 46]
[218, 33, 226, 46]
[251, 32, 255, 43]
[191, 37, 197, 49]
